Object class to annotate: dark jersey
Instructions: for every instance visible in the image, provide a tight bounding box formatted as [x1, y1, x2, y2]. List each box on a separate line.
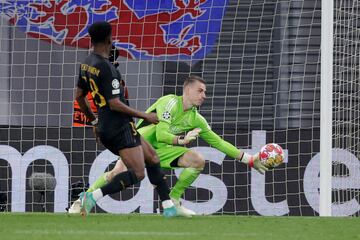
[77, 52, 132, 136]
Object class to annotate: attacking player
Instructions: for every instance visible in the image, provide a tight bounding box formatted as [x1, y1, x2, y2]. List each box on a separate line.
[73, 21, 178, 217]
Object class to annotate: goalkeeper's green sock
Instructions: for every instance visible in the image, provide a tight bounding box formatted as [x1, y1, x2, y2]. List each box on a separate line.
[86, 173, 108, 193]
[169, 168, 202, 200]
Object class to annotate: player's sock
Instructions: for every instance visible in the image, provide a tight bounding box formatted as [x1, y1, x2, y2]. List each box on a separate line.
[100, 170, 139, 196]
[169, 167, 202, 200]
[86, 172, 109, 193]
[146, 163, 171, 201]
[91, 188, 104, 201]
[162, 200, 174, 209]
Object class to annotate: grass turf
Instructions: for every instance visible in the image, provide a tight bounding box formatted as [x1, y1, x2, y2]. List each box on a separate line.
[0, 213, 359, 240]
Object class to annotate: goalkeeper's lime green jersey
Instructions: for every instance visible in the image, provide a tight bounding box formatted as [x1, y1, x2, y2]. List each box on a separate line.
[136, 94, 241, 159]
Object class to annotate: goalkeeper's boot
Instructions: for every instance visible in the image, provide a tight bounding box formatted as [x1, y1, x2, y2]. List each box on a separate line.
[67, 199, 81, 214]
[163, 205, 178, 218]
[79, 192, 96, 216]
[171, 198, 196, 217]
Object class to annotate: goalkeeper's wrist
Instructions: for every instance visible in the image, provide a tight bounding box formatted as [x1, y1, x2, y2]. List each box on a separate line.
[240, 152, 254, 168]
[177, 136, 186, 145]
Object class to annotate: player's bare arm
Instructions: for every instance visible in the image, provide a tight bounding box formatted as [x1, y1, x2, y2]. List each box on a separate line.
[108, 98, 158, 124]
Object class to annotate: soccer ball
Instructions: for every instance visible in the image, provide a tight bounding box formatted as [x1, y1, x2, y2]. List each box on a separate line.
[259, 143, 285, 168]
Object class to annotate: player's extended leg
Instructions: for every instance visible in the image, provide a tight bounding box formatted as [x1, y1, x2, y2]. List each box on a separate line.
[140, 137, 177, 217]
[79, 146, 145, 216]
[88, 159, 128, 192]
[68, 158, 127, 214]
[169, 150, 205, 212]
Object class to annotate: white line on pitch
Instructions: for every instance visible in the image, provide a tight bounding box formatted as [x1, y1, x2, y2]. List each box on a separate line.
[14, 229, 262, 237]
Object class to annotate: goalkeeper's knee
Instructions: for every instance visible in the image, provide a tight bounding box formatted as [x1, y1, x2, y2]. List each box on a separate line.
[188, 151, 205, 169]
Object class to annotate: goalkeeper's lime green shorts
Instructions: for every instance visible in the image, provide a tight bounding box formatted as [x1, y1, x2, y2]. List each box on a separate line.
[155, 146, 190, 169]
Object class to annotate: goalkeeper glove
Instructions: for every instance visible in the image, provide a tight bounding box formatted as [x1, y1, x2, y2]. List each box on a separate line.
[240, 152, 268, 174]
[177, 128, 201, 145]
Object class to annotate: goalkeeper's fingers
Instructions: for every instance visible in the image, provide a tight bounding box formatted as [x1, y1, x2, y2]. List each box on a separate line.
[192, 128, 201, 133]
[193, 128, 202, 133]
[254, 160, 268, 175]
[179, 128, 202, 145]
[186, 128, 201, 139]
[256, 165, 267, 174]
[189, 128, 201, 136]
[188, 136, 196, 142]
[185, 134, 198, 143]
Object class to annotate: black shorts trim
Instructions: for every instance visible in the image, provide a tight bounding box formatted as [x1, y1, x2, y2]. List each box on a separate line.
[170, 158, 180, 167]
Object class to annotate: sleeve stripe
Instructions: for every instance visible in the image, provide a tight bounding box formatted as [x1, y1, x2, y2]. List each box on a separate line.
[165, 98, 177, 112]
[165, 98, 176, 111]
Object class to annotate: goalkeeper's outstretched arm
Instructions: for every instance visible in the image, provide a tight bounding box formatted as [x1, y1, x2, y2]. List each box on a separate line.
[199, 128, 268, 174]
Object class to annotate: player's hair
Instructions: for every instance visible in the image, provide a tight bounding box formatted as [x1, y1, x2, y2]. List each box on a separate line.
[183, 75, 206, 88]
[88, 21, 112, 44]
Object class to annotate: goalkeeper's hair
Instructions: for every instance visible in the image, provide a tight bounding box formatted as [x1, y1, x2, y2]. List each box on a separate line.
[88, 21, 112, 44]
[183, 75, 206, 88]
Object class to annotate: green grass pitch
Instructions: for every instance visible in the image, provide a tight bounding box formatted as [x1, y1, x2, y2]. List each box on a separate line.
[0, 213, 359, 240]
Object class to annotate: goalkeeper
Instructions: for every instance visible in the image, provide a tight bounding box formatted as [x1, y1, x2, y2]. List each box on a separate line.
[135, 75, 268, 216]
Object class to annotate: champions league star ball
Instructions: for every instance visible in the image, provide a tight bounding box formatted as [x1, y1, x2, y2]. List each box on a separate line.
[259, 143, 285, 168]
